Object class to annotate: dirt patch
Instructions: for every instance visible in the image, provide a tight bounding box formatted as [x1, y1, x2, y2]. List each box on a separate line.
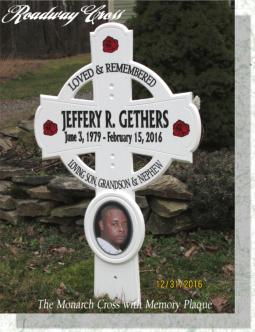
[0, 59, 44, 82]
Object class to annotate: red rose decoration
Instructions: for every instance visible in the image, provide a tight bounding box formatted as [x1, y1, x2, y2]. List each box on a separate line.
[103, 36, 119, 53]
[173, 120, 190, 137]
[43, 120, 58, 136]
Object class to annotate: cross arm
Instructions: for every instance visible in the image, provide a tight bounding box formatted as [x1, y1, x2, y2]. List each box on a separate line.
[34, 95, 102, 159]
[121, 94, 201, 163]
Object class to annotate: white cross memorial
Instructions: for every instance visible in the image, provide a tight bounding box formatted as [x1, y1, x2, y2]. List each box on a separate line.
[35, 22, 201, 304]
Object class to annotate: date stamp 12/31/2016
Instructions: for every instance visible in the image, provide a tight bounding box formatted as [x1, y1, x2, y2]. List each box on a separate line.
[156, 279, 206, 289]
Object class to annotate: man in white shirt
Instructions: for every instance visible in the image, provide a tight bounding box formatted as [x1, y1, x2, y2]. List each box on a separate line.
[97, 205, 129, 255]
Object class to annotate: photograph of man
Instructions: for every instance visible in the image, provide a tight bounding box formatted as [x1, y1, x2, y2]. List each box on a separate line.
[95, 203, 131, 255]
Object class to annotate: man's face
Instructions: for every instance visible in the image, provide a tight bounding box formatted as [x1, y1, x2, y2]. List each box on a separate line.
[99, 208, 128, 249]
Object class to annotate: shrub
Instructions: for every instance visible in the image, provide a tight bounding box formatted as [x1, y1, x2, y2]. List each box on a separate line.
[168, 149, 234, 229]
[128, 1, 234, 149]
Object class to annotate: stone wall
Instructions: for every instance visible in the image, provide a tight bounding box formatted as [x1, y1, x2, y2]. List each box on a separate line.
[0, 165, 194, 235]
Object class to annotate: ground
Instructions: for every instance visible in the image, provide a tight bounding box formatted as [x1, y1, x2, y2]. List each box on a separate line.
[0, 56, 234, 313]
[0, 219, 234, 313]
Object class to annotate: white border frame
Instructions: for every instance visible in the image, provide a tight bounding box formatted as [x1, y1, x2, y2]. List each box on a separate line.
[1, 0, 253, 330]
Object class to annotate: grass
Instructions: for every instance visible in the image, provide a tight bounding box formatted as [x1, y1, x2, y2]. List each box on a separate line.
[0, 220, 234, 313]
[0, 54, 91, 100]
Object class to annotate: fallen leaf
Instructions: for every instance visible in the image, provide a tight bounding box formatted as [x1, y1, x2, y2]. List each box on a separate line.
[144, 243, 153, 257]
[79, 235, 85, 242]
[52, 247, 75, 255]
[160, 257, 167, 265]
[222, 264, 235, 274]
[55, 282, 67, 297]
[9, 245, 18, 256]
[224, 233, 234, 243]
[43, 266, 51, 274]
[184, 245, 199, 258]
[204, 245, 220, 252]
[155, 266, 160, 274]
[27, 264, 36, 270]
[0, 294, 4, 300]
[52, 247, 67, 255]
[13, 236, 23, 245]
[56, 288, 64, 297]
[180, 246, 185, 253]
[59, 282, 66, 290]
[211, 296, 228, 312]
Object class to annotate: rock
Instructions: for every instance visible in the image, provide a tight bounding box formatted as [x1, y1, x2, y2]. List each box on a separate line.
[136, 195, 148, 209]
[16, 200, 55, 217]
[0, 127, 23, 139]
[18, 120, 34, 132]
[149, 197, 188, 218]
[37, 216, 76, 224]
[26, 186, 57, 200]
[0, 165, 26, 180]
[27, 185, 73, 203]
[0, 195, 15, 210]
[147, 213, 193, 235]
[0, 181, 13, 195]
[48, 176, 94, 200]
[51, 200, 90, 218]
[75, 219, 84, 226]
[0, 210, 18, 224]
[137, 175, 192, 200]
[10, 185, 29, 199]
[142, 207, 151, 222]
[12, 175, 53, 186]
[0, 137, 12, 153]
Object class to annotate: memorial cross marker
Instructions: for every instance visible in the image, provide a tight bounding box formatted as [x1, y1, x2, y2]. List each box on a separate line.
[35, 22, 201, 304]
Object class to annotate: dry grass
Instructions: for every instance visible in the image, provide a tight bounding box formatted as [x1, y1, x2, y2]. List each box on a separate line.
[0, 54, 90, 83]
[0, 58, 44, 82]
